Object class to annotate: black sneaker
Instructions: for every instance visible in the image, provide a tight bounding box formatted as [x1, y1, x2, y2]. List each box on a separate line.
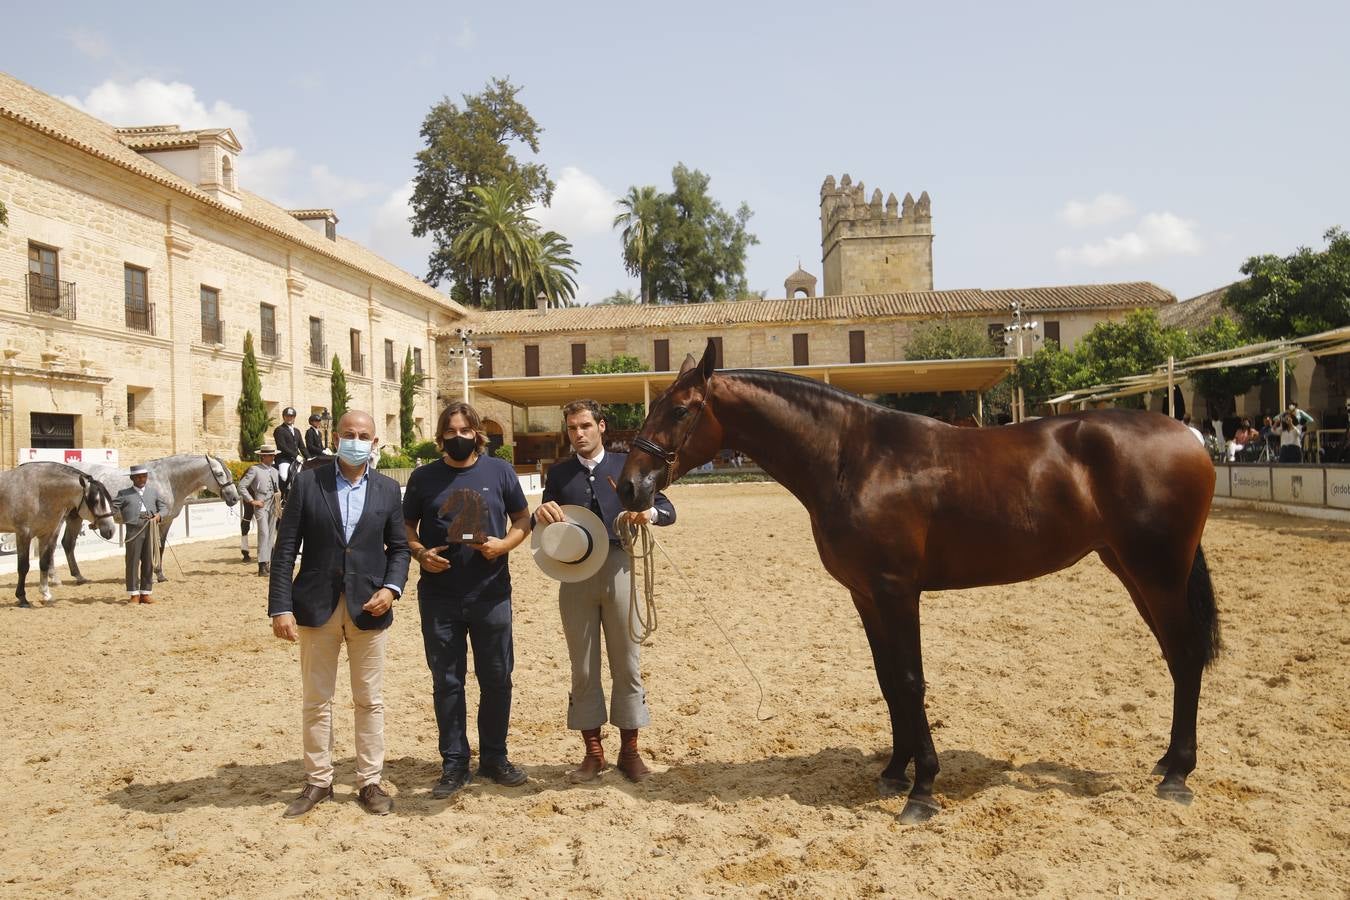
[431, 767, 472, 799]
[477, 758, 527, 787]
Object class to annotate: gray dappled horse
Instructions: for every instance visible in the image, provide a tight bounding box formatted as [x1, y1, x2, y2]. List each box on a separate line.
[0, 462, 116, 606]
[62, 453, 240, 584]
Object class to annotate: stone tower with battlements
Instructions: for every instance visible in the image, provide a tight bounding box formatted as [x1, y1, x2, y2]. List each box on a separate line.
[820, 174, 933, 295]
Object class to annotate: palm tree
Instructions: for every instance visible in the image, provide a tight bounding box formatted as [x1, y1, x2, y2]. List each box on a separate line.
[613, 185, 664, 304]
[451, 180, 536, 309]
[519, 230, 580, 308]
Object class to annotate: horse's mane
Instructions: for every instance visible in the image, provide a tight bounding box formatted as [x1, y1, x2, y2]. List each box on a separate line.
[720, 368, 910, 417]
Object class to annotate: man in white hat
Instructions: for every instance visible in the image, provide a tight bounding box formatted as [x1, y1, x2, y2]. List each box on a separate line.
[113, 463, 168, 604]
[239, 445, 282, 576]
[533, 399, 675, 783]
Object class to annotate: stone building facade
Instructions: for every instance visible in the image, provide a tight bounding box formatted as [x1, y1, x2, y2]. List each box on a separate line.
[820, 174, 933, 295]
[0, 73, 464, 466]
[446, 283, 1175, 448]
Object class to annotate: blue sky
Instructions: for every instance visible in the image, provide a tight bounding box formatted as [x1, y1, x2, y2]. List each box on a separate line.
[7, 0, 1347, 304]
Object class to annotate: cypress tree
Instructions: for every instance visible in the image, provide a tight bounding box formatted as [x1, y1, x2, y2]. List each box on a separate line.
[238, 332, 270, 459]
[330, 355, 351, 441]
[399, 348, 420, 450]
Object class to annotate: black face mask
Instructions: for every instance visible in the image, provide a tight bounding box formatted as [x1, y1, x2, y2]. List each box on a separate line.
[443, 435, 476, 461]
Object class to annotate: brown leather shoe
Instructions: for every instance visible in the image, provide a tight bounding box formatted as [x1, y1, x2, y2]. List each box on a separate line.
[617, 728, 651, 783]
[139, 594, 155, 605]
[358, 782, 393, 815]
[569, 728, 607, 783]
[283, 783, 333, 818]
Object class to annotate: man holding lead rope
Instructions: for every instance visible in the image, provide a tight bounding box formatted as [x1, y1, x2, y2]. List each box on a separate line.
[533, 399, 676, 783]
[114, 463, 168, 604]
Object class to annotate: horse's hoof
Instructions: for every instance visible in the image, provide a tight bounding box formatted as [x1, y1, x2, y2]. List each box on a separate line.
[155, 574, 168, 583]
[898, 798, 941, 825]
[17, 598, 31, 608]
[878, 775, 911, 797]
[1156, 781, 1194, 806]
[1151, 762, 1168, 777]
[73, 577, 89, 586]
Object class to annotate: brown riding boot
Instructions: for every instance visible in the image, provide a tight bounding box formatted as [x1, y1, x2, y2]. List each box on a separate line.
[617, 728, 652, 783]
[569, 728, 607, 783]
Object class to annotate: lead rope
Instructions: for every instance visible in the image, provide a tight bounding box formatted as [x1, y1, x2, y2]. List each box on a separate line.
[615, 515, 773, 721]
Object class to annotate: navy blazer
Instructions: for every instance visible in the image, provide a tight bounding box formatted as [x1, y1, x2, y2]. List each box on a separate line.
[541, 450, 675, 542]
[268, 464, 411, 630]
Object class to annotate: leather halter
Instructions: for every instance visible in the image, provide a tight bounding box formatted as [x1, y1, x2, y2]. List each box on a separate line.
[631, 397, 707, 487]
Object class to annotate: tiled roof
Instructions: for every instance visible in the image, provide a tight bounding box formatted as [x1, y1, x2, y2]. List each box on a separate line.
[287, 208, 337, 220]
[1158, 283, 1240, 331]
[0, 71, 462, 315]
[456, 282, 1175, 337]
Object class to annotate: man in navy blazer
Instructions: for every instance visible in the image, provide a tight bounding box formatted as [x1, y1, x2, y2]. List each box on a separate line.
[268, 410, 410, 818]
[535, 399, 675, 783]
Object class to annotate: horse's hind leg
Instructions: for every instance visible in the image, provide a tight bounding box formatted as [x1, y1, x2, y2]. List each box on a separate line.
[15, 535, 31, 608]
[37, 535, 58, 603]
[155, 518, 171, 582]
[1102, 544, 1215, 804]
[61, 512, 88, 585]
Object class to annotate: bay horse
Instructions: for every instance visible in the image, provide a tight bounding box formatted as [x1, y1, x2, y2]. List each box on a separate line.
[61, 453, 240, 583]
[0, 463, 116, 606]
[617, 339, 1220, 824]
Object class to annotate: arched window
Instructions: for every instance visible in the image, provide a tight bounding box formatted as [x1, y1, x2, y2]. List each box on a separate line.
[221, 155, 235, 191]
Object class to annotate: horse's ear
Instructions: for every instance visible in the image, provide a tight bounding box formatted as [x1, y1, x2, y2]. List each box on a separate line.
[678, 353, 698, 377]
[698, 337, 717, 380]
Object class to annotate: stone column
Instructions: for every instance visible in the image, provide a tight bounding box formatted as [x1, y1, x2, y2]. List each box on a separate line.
[163, 202, 196, 454]
[367, 288, 383, 431]
[286, 257, 306, 412]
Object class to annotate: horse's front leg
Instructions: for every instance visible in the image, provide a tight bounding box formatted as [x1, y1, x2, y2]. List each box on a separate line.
[155, 516, 172, 581]
[873, 578, 940, 824]
[61, 512, 87, 585]
[37, 536, 57, 603]
[853, 591, 913, 795]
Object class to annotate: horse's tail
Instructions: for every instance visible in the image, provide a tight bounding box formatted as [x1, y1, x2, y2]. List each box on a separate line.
[1187, 544, 1222, 669]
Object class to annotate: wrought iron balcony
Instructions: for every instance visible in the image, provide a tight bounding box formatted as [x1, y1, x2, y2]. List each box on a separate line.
[125, 302, 155, 335]
[261, 329, 281, 357]
[309, 343, 327, 366]
[26, 274, 77, 320]
[201, 318, 225, 345]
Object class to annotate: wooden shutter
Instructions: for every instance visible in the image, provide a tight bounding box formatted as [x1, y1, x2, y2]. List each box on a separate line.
[525, 345, 540, 377]
[479, 346, 493, 379]
[711, 336, 724, 369]
[849, 330, 865, 363]
[571, 342, 586, 375]
[1044, 321, 1061, 346]
[793, 333, 809, 366]
[654, 339, 670, 372]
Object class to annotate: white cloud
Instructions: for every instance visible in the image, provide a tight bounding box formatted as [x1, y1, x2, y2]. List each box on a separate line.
[310, 164, 379, 205]
[368, 181, 434, 275]
[1056, 212, 1202, 267]
[1058, 192, 1134, 228]
[237, 147, 300, 207]
[67, 29, 111, 61]
[530, 166, 618, 238]
[62, 78, 254, 147]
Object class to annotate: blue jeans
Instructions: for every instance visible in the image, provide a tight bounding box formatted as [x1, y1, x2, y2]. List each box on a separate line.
[418, 594, 514, 770]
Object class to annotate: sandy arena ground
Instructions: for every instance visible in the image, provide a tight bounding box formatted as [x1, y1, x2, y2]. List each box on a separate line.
[1, 482, 1347, 898]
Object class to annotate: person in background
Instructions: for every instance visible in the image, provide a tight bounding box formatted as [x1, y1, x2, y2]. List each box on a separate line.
[1272, 411, 1304, 463]
[239, 446, 282, 576]
[114, 463, 167, 605]
[304, 413, 327, 459]
[274, 407, 305, 499]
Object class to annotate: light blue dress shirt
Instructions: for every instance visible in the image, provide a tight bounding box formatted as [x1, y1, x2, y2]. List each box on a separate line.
[335, 465, 401, 597]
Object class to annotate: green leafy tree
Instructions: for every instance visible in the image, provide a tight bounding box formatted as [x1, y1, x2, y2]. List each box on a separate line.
[1012, 340, 1091, 406]
[330, 355, 351, 439]
[599, 288, 639, 306]
[237, 332, 270, 460]
[516, 230, 579, 308]
[1223, 226, 1350, 338]
[1073, 309, 1189, 408]
[1185, 315, 1277, 419]
[399, 348, 421, 450]
[451, 180, 539, 309]
[627, 164, 758, 304]
[613, 185, 665, 303]
[411, 77, 553, 302]
[582, 355, 647, 429]
[904, 318, 997, 361]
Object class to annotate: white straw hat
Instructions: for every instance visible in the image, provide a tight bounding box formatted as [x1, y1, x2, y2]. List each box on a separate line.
[531, 504, 608, 583]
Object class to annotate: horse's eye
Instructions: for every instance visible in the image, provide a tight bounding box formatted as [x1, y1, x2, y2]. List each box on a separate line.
[672, 406, 689, 421]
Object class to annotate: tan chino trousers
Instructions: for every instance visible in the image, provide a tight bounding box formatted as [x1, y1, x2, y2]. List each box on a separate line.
[297, 597, 388, 788]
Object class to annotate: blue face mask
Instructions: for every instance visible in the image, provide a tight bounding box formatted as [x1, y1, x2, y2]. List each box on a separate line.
[337, 437, 373, 466]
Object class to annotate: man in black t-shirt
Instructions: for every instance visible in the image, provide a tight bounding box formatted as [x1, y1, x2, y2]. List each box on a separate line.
[403, 402, 530, 798]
